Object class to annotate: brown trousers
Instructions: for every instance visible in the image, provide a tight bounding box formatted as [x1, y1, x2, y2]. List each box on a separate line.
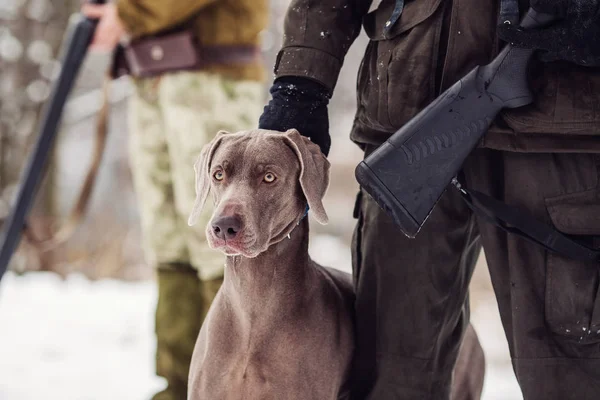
[351, 147, 600, 400]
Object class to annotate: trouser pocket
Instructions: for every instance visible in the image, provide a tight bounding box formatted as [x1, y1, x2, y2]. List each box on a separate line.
[544, 188, 600, 343]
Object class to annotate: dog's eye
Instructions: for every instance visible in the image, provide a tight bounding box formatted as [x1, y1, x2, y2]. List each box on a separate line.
[263, 172, 276, 183]
[213, 170, 224, 181]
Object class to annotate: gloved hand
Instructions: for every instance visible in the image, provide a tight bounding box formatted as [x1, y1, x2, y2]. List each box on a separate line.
[497, 0, 600, 66]
[258, 76, 331, 156]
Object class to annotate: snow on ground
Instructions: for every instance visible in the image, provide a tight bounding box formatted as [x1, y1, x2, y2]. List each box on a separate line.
[0, 235, 522, 400]
[0, 272, 164, 400]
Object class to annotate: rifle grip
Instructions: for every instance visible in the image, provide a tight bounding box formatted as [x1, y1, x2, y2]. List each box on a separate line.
[481, 8, 557, 109]
[480, 47, 535, 109]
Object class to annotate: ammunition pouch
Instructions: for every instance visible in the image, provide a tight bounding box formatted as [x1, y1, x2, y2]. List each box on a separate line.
[110, 31, 260, 79]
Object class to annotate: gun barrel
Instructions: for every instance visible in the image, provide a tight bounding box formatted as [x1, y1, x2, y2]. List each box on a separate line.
[0, 9, 102, 281]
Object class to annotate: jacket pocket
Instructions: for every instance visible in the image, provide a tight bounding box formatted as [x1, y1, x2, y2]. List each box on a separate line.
[544, 188, 600, 343]
[499, 62, 600, 136]
[355, 0, 446, 143]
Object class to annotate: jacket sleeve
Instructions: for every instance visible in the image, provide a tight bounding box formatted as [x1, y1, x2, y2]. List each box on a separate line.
[116, 0, 217, 39]
[274, 0, 374, 93]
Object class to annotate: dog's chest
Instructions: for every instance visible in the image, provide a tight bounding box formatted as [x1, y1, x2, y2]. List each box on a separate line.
[189, 309, 346, 400]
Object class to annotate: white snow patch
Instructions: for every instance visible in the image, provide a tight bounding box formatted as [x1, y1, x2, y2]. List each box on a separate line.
[471, 300, 523, 400]
[309, 234, 352, 274]
[0, 272, 164, 400]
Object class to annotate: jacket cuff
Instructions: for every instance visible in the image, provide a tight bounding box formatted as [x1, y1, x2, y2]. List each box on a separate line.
[274, 47, 343, 94]
[116, 0, 147, 39]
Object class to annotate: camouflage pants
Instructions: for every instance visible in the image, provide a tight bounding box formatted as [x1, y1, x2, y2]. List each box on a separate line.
[128, 71, 264, 280]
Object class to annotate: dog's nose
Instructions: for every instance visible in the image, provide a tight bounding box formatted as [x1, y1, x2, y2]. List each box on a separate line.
[212, 215, 242, 240]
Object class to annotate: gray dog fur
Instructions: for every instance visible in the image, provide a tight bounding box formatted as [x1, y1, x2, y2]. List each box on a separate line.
[187, 129, 485, 400]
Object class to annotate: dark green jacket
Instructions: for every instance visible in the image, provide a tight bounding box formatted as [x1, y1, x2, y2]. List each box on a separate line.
[274, 0, 600, 152]
[117, 0, 268, 81]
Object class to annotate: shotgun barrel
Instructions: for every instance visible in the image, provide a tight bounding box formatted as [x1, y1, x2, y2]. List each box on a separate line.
[0, 0, 106, 281]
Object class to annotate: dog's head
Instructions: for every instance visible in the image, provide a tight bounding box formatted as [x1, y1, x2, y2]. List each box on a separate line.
[188, 129, 330, 258]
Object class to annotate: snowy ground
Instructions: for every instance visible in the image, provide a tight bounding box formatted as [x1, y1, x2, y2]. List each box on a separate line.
[0, 235, 522, 400]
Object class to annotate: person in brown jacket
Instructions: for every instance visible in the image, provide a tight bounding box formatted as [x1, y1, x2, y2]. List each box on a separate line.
[82, 1, 268, 399]
[260, 0, 600, 399]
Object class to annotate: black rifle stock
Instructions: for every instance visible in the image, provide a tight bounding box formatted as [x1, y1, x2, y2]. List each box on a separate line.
[355, 8, 556, 238]
[0, 0, 105, 282]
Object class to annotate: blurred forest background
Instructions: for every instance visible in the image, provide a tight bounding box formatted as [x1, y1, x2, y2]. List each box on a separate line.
[0, 1, 521, 398]
[0, 0, 368, 280]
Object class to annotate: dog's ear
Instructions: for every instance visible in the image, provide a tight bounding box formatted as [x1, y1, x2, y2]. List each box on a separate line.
[282, 128, 330, 225]
[188, 130, 229, 226]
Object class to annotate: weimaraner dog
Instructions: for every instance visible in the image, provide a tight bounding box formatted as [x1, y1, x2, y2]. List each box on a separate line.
[187, 128, 485, 400]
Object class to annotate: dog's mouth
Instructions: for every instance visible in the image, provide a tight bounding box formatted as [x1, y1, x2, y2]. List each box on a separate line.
[207, 231, 258, 258]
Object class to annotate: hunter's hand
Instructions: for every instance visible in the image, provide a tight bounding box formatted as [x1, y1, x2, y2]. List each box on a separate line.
[497, 0, 600, 66]
[81, 3, 126, 52]
[259, 77, 331, 157]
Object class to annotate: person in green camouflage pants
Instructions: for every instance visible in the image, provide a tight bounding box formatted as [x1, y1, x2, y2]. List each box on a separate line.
[82, 0, 268, 398]
[129, 73, 263, 282]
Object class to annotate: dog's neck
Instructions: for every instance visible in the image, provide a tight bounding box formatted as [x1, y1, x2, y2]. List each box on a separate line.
[222, 217, 316, 316]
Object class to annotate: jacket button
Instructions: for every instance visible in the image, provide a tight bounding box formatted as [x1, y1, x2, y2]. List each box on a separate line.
[151, 45, 164, 61]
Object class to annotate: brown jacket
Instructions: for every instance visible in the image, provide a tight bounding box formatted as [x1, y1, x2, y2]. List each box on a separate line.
[116, 0, 269, 81]
[274, 0, 600, 152]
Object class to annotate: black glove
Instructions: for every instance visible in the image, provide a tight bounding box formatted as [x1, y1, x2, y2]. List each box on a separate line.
[497, 0, 600, 66]
[258, 76, 331, 156]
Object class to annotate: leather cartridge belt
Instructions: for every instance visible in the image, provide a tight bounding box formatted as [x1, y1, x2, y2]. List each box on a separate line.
[111, 31, 261, 79]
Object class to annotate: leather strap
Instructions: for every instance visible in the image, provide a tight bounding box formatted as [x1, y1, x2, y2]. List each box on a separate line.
[499, 0, 520, 25]
[23, 73, 111, 252]
[199, 45, 261, 66]
[383, 0, 405, 38]
[111, 35, 261, 79]
[452, 178, 600, 262]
